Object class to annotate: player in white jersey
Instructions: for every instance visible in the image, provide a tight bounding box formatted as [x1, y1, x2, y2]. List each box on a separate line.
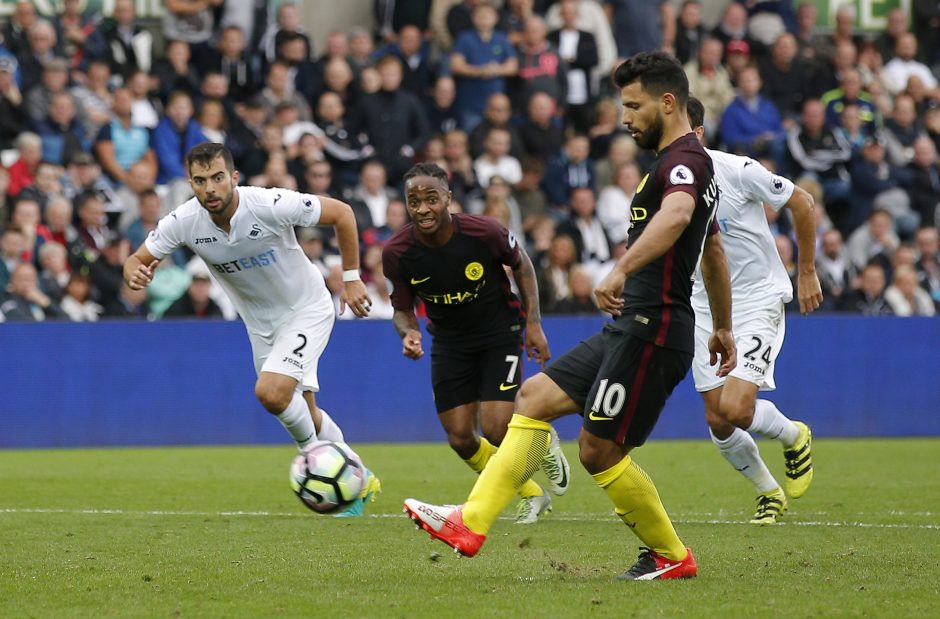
[122, 143, 381, 515]
[687, 98, 823, 524]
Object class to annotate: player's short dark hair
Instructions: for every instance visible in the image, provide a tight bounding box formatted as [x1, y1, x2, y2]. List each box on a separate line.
[687, 96, 705, 129]
[403, 163, 449, 188]
[612, 51, 689, 107]
[186, 142, 234, 175]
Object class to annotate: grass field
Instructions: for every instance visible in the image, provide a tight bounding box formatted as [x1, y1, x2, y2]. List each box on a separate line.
[2, 438, 939, 618]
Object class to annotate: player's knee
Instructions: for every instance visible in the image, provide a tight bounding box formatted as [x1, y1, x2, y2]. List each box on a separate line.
[705, 406, 734, 437]
[577, 433, 614, 475]
[255, 382, 292, 414]
[515, 379, 540, 412]
[446, 432, 479, 459]
[720, 399, 755, 429]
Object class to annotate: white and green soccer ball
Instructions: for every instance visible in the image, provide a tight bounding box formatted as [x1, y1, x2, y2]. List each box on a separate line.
[290, 441, 366, 514]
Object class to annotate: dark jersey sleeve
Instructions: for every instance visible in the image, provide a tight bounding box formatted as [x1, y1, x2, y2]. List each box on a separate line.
[382, 237, 416, 311]
[457, 214, 522, 268]
[657, 149, 712, 206]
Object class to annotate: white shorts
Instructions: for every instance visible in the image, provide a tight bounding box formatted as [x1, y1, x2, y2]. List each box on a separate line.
[692, 301, 786, 393]
[247, 305, 335, 392]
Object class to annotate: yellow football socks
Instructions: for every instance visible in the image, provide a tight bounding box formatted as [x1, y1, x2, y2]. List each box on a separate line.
[462, 414, 551, 534]
[593, 454, 687, 561]
[463, 437, 545, 500]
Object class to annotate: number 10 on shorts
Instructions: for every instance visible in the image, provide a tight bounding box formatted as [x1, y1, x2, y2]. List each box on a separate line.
[590, 379, 626, 419]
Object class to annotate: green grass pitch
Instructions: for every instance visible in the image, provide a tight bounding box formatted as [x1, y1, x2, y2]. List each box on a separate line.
[2, 439, 939, 618]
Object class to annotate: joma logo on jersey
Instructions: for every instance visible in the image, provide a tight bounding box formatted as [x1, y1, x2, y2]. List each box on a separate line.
[210, 249, 278, 274]
[195, 236, 218, 244]
[419, 281, 485, 305]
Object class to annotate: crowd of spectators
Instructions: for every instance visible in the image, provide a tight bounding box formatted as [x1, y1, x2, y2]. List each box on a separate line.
[0, 0, 938, 324]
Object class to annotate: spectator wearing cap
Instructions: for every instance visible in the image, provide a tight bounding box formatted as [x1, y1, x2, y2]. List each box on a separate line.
[94, 87, 155, 187]
[15, 19, 57, 95]
[87, 0, 152, 80]
[450, 2, 518, 132]
[724, 38, 752, 87]
[0, 56, 27, 150]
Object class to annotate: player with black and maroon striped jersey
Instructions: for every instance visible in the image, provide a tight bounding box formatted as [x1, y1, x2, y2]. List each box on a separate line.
[405, 52, 737, 580]
[383, 162, 570, 524]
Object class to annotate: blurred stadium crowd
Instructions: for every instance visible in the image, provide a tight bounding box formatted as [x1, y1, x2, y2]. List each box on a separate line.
[0, 0, 938, 323]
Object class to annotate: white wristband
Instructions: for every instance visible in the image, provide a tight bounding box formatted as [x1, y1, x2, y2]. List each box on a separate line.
[342, 269, 361, 282]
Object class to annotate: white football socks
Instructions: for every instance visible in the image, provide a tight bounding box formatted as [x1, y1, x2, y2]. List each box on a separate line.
[275, 391, 317, 449]
[710, 428, 780, 493]
[748, 399, 799, 447]
[315, 407, 345, 443]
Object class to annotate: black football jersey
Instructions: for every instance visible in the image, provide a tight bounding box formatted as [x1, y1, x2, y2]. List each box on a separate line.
[383, 214, 524, 343]
[616, 132, 719, 354]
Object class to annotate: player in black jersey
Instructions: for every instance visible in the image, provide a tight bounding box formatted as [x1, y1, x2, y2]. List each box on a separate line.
[404, 52, 737, 579]
[383, 163, 570, 524]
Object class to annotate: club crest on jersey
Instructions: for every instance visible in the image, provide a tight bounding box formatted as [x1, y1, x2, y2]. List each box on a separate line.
[636, 173, 649, 194]
[248, 224, 262, 239]
[669, 165, 694, 185]
[465, 262, 484, 281]
[507, 230, 518, 249]
[771, 176, 786, 194]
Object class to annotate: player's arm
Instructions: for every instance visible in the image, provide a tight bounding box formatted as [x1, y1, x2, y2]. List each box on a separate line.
[317, 196, 372, 318]
[785, 186, 823, 315]
[123, 244, 160, 291]
[512, 249, 551, 366]
[594, 191, 694, 316]
[700, 231, 736, 377]
[392, 309, 423, 360]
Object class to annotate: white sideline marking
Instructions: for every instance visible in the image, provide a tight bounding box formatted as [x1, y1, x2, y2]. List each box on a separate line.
[2, 508, 939, 530]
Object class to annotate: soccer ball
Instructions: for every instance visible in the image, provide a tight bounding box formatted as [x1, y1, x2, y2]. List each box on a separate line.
[289, 441, 366, 514]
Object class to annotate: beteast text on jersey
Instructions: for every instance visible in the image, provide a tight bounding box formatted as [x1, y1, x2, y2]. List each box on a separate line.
[210, 249, 278, 274]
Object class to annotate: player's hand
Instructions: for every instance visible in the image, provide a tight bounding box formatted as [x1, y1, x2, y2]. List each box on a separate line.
[797, 270, 823, 315]
[340, 280, 372, 318]
[708, 328, 737, 377]
[127, 260, 159, 290]
[594, 269, 626, 317]
[524, 322, 551, 367]
[402, 329, 423, 360]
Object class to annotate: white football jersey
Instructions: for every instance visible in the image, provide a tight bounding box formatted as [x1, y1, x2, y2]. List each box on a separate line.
[692, 148, 794, 320]
[146, 186, 332, 337]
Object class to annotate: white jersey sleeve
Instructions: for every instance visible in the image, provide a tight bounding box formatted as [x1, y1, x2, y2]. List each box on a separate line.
[145, 209, 186, 259]
[252, 187, 322, 228]
[739, 159, 794, 213]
